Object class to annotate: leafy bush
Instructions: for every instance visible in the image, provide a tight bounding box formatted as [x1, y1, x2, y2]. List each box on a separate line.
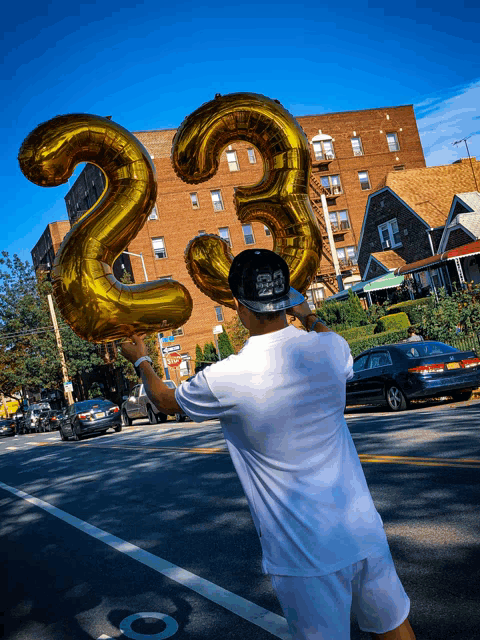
[347, 329, 410, 358]
[316, 289, 368, 329]
[375, 312, 410, 333]
[419, 286, 480, 342]
[339, 324, 377, 341]
[387, 297, 433, 325]
[366, 301, 390, 324]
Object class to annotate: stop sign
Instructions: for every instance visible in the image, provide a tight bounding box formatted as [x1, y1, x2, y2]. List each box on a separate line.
[166, 354, 182, 367]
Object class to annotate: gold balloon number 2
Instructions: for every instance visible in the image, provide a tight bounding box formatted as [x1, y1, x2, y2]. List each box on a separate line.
[18, 94, 322, 343]
[18, 114, 193, 342]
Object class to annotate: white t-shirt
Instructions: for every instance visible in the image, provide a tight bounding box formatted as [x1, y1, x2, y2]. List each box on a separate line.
[175, 324, 388, 576]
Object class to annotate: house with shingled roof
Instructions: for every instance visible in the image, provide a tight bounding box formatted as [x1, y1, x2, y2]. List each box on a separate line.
[357, 158, 480, 295]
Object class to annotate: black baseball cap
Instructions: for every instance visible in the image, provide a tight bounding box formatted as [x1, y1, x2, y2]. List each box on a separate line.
[228, 249, 305, 313]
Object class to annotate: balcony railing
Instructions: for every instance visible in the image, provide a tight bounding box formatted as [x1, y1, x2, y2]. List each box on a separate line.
[324, 185, 343, 196]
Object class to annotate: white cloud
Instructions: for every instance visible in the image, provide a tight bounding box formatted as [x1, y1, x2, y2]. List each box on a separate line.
[415, 80, 480, 167]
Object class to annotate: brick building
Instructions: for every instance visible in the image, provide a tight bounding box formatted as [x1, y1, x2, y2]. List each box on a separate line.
[32, 103, 425, 381]
[31, 220, 71, 273]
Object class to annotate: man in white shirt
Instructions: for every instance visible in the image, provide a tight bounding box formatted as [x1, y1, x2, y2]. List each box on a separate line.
[120, 249, 415, 640]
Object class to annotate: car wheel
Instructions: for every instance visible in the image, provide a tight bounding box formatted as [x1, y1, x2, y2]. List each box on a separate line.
[386, 385, 408, 412]
[175, 413, 186, 423]
[71, 425, 81, 441]
[122, 410, 132, 426]
[60, 428, 68, 441]
[451, 390, 472, 402]
[158, 412, 168, 423]
[147, 406, 159, 425]
[114, 424, 122, 432]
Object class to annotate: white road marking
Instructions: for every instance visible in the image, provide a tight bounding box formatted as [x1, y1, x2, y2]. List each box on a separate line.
[0, 480, 290, 639]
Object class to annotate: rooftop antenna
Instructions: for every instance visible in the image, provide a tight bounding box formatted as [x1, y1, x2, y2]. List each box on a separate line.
[452, 132, 480, 192]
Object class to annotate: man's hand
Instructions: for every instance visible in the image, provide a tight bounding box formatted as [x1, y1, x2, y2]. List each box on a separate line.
[119, 334, 148, 365]
[286, 300, 314, 325]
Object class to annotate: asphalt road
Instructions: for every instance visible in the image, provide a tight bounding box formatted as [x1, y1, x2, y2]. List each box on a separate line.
[1, 398, 480, 640]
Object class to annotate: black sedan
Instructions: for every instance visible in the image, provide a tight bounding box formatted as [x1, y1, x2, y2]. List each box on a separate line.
[346, 341, 480, 411]
[0, 418, 16, 438]
[59, 399, 122, 441]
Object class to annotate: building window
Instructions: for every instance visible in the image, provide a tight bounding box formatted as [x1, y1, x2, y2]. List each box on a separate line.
[351, 137, 364, 156]
[198, 230, 206, 235]
[215, 306, 224, 322]
[190, 192, 199, 209]
[378, 218, 402, 249]
[242, 224, 255, 245]
[226, 150, 239, 171]
[148, 206, 158, 220]
[180, 357, 190, 377]
[320, 175, 342, 195]
[313, 139, 335, 160]
[172, 327, 184, 337]
[264, 225, 271, 236]
[247, 148, 257, 164]
[218, 227, 231, 247]
[337, 246, 357, 266]
[211, 190, 224, 211]
[394, 165, 405, 171]
[152, 237, 167, 259]
[386, 132, 400, 152]
[358, 171, 371, 190]
[329, 210, 350, 232]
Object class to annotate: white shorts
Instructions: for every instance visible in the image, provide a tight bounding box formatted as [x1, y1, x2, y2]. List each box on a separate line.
[270, 545, 410, 639]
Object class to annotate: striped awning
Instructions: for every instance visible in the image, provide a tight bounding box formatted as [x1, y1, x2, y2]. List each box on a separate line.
[394, 240, 480, 276]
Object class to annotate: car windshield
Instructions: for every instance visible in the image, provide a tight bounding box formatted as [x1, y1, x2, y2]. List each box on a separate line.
[396, 342, 458, 358]
[74, 399, 112, 412]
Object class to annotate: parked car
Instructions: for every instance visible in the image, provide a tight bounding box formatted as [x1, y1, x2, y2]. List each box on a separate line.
[0, 418, 16, 438]
[59, 398, 122, 441]
[23, 402, 51, 433]
[121, 380, 177, 425]
[346, 341, 480, 411]
[38, 409, 63, 432]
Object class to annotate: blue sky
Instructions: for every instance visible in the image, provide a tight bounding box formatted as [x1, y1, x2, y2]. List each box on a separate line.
[2, 0, 479, 264]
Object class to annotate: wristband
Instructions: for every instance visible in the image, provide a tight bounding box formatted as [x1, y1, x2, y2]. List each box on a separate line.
[309, 318, 323, 332]
[134, 355, 152, 368]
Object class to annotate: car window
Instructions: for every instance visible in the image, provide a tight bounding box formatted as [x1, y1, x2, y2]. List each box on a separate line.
[396, 342, 457, 358]
[353, 354, 369, 372]
[133, 385, 141, 398]
[367, 351, 392, 369]
[164, 380, 176, 389]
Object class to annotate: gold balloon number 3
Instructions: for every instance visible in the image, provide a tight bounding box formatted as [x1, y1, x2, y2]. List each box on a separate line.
[173, 92, 323, 309]
[18, 114, 193, 342]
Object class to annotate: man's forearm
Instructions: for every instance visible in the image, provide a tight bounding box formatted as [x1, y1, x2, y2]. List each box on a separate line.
[138, 362, 179, 413]
[301, 313, 332, 333]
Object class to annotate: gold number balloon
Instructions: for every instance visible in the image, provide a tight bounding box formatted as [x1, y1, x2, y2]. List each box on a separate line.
[18, 114, 193, 342]
[172, 92, 323, 309]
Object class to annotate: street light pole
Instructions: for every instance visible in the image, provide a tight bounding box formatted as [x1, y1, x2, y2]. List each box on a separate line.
[122, 250, 148, 283]
[122, 250, 171, 380]
[47, 294, 74, 406]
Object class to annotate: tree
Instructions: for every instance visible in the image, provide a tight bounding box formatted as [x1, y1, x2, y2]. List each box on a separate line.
[224, 315, 249, 354]
[195, 344, 204, 369]
[115, 333, 164, 386]
[203, 342, 219, 363]
[217, 329, 235, 359]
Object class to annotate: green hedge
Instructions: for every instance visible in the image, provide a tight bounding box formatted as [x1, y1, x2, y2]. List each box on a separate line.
[375, 312, 410, 333]
[387, 298, 433, 325]
[347, 328, 410, 358]
[339, 324, 377, 341]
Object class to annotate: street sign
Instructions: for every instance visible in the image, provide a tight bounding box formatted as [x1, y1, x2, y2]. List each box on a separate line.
[181, 354, 191, 361]
[166, 354, 182, 367]
[162, 344, 181, 354]
[161, 336, 175, 343]
[63, 381, 73, 393]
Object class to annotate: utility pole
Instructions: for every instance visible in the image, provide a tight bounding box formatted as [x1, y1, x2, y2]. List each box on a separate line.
[320, 193, 345, 291]
[47, 294, 74, 406]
